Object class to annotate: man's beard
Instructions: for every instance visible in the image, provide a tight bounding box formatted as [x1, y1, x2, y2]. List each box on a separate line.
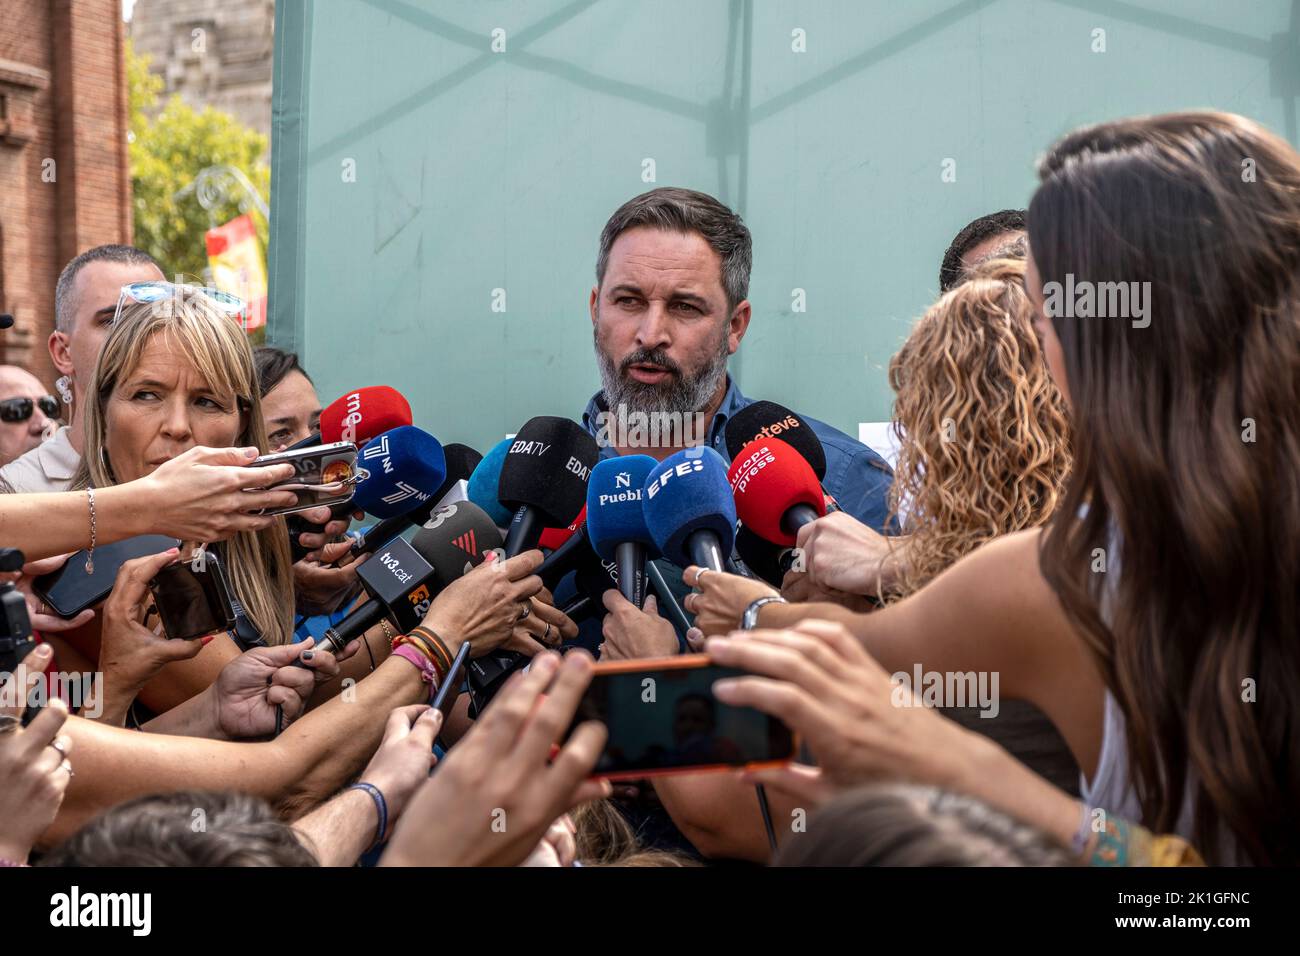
[594, 321, 730, 419]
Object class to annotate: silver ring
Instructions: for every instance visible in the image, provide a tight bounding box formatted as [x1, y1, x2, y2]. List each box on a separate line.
[59, 759, 74, 777]
[542, 621, 553, 645]
[50, 738, 67, 759]
[694, 567, 710, 586]
[518, 602, 531, 622]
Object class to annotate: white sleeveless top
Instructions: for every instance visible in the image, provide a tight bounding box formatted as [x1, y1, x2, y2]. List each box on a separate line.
[1079, 524, 1242, 862]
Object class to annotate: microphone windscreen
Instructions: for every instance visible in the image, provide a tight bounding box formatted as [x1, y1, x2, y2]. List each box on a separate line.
[411, 500, 505, 591]
[586, 455, 657, 560]
[497, 416, 599, 526]
[643, 447, 736, 568]
[727, 436, 826, 545]
[466, 438, 515, 527]
[724, 401, 827, 481]
[434, 443, 482, 504]
[539, 504, 585, 551]
[734, 522, 793, 587]
[319, 386, 413, 445]
[352, 426, 447, 519]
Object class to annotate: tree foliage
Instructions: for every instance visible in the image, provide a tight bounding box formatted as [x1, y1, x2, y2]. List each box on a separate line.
[127, 40, 270, 281]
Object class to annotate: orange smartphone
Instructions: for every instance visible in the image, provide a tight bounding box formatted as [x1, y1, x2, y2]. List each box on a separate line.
[568, 654, 796, 781]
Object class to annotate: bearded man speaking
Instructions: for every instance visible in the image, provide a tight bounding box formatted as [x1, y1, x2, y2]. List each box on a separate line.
[575, 187, 893, 651]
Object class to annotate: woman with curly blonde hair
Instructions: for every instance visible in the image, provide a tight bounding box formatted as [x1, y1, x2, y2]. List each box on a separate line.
[883, 255, 1071, 599]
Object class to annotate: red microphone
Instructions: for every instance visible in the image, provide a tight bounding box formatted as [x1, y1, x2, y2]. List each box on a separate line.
[727, 436, 826, 546]
[539, 504, 586, 550]
[319, 386, 413, 445]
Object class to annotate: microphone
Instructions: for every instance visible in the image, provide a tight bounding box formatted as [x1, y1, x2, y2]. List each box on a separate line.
[284, 386, 417, 557]
[643, 447, 736, 572]
[727, 436, 827, 546]
[537, 525, 592, 593]
[315, 501, 501, 655]
[466, 438, 517, 528]
[319, 385, 413, 447]
[497, 417, 599, 556]
[351, 426, 447, 519]
[539, 504, 585, 551]
[734, 522, 797, 587]
[724, 401, 826, 480]
[585, 455, 657, 608]
[348, 443, 482, 554]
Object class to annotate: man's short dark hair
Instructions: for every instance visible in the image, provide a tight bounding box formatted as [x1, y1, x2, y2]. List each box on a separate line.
[39, 791, 318, 867]
[596, 187, 752, 314]
[54, 244, 160, 333]
[939, 210, 1027, 292]
[253, 346, 312, 399]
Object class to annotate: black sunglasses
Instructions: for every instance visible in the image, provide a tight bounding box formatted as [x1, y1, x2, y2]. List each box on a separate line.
[0, 396, 60, 423]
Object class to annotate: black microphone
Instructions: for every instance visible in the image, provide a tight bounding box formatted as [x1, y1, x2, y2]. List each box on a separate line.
[537, 524, 592, 592]
[349, 444, 483, 555]
[497, 417, 599, 556]
[315, 501, 503, 655]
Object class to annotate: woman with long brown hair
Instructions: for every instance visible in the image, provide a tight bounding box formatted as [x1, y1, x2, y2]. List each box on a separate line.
[689, 110, 1299, 865]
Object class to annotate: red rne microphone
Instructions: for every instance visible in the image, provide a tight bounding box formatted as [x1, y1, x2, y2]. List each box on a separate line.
[727, 436, 826, 546]
[319, 386, 413, 446]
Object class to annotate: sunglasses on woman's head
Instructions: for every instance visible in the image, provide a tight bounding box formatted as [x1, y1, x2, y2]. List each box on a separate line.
[0, 396, 60, 423]
[112, 281, 248, 327]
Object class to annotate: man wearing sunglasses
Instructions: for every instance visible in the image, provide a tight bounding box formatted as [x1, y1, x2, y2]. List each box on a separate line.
[0, 366, 58, 467]
[0, 244, 163, 493]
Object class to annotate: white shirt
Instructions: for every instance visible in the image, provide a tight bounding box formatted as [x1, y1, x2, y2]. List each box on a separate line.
[0, 425, 81, 493]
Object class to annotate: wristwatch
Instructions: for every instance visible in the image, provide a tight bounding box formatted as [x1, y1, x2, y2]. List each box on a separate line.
[742, 595, 788, 631]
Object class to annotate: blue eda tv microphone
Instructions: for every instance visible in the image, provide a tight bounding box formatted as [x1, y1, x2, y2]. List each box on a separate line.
[642, 446, 736, 572]
[466, 437, 516, 528]
[352, 426, 447, 520]
[585, 455, 657, 608]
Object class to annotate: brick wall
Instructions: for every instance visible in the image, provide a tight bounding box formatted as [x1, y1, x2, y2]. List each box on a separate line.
[0, 0, 132, 388]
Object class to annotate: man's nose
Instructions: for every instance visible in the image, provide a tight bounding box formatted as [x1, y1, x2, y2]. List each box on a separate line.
[635, 301, 672, 351]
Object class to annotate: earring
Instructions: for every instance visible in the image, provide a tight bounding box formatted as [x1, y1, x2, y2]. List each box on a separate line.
[55, 376, 73, 405]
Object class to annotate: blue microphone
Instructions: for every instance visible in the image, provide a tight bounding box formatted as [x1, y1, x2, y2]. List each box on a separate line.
[586, 455, 657, 608]
[352, 426, 447, 520]
[642, 447, 736, 572]
[466, 437, 515, 528]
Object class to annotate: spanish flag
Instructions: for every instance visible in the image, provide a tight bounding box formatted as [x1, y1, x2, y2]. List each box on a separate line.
[205, 213, 267, 331]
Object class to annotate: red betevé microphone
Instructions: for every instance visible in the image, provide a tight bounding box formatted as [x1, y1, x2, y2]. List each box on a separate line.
[727, 436, 827, 546]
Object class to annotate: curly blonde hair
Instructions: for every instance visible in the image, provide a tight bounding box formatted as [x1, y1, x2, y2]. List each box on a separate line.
[885, 257, 1071, 598]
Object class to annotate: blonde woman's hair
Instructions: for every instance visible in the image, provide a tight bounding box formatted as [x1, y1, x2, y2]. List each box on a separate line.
[72, 290, 294, 645]
[884, 256, 1071, 597]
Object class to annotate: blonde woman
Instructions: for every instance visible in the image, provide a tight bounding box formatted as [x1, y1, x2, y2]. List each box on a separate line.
[784, 256, 1071, 604]
[46, 284, 296, 717]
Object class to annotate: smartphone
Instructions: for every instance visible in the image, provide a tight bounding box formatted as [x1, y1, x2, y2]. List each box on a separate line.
[33, 535, 180, 619]
[568, 655, 796, 780]
[249, 441, 358, 516]
[148, 551, 236, 641]
[431, 641, 471, 751]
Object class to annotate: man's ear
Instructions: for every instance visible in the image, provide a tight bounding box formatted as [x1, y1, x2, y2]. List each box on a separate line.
[727, 300, 752, 355]
[589, 287, 600, 326]
[49, 330, 75, 377]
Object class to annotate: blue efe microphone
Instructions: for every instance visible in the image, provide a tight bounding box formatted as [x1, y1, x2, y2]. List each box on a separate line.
[586, 455, 657, 608]
[352, 425, 447, 519]
[642, 446, 736, 572]
[466, 437, 515, 528]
